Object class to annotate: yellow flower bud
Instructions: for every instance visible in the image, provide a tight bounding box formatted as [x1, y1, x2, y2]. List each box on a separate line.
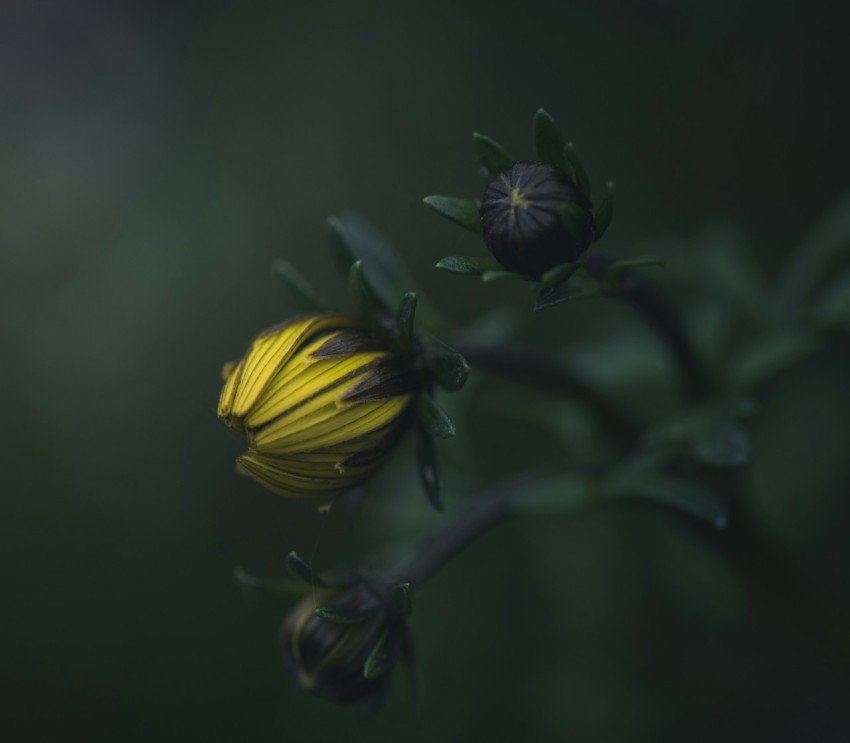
[218, 314, 417, 497]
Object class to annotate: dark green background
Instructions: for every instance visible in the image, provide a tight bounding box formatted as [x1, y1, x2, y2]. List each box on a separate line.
[3, 1, 850, 741]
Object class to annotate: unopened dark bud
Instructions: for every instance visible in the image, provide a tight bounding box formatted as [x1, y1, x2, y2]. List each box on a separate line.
[280, 583, 408, 705]
[479, 161, 592, 278]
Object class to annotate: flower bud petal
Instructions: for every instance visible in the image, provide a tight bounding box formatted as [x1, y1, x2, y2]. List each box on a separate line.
[219, 314, 416, 497]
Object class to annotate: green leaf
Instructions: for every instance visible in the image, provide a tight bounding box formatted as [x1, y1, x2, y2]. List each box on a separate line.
[396, 292, 417, 343]
[727, 330, 820, 389]
[778, 194, 850, 309]
[473, 132, 514, 177]
[429, 344, 470, 392]
[604, 257, 665, 279]
[363, 628, 391, 680]
[436, 255, 504, 276]
[285, 551, 326, 587]
[349, 260, 390, 319]
[564, 142, 590, 202]
[541, 261, 580, 287]
[233, 568, 310, 598]
[534, 274, 601, 312]
[271, 260, 326, 312]
[423, 195, 482, 234]
[559, 202, 592, 242]
[327, 213, 412, 310]
[692, 417, 752, 468]
[481, 269, 529, 283]
[416, 427, 443, 511]
[643, 404, 754, 468]
[607, 476, 728, 528]
[314, 606, 370, 625]
[389, 583, 413, 616]
[516, 473, 594, 515]
[533, 108, 567, 170]
[417, 394, 456, 438]
[812, 268, 850, 329]
[593, 182, 614, 239]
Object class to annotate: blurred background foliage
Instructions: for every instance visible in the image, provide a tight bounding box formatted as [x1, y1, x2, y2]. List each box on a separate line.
[3, 0, 850, 741]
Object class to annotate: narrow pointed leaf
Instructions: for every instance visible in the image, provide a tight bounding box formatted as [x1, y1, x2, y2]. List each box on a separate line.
[349, 260, 390, 319]
[593, 182, 614, 239]
[314, 606, 370, 625]
[327, 213, 411, 309]
[416, 426, 443, 511]
[423, 195, 482, 234]
[541, 261, 580, 287]
[389, 583, 413, 616]
[271, 260, 326, 312]
[396, 292, 417, 343]
[533, 108, 567, 170]
[417, 394, 456, 438]
[481, 269, 529, 283]
[608, 476, 728, 528]
[559, 202, 592, 242]
[473, 132, 514, 177]
[812, 268, 850, 329]
[605, 257, 664, 279]
[692, 417, 752, 468]
[363, 628, 391, 680]
[430, 346, 470, 392]
[233, 568, 310, 598]
[436, 255, 504, 275]
[286, 551, 326, 587]
[727, 330, 820, 389]
[534, 274, 601, 312]
[564, 142, 591, 202]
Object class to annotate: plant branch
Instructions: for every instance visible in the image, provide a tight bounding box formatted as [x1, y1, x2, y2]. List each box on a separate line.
[580, 250, 707, 401]
[389, 472, 546, 587]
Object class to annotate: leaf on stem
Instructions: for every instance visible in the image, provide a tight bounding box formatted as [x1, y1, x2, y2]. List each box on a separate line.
[473, 132, 514, 177]
[811, 267, 850, 329]
[593, 182, 614, 240]
[428, 341, 470, 392]
[328, 213, 412, 309]
[604, 257, 665, 278]
[726, 330, 820, 389]
[396, 292, 417, 344]
[481, 269, 530, 283]
[286, 551, 327, 587]
[606, 476, 728, 528]
[349, 260, 390, 319]
[417, 394, 456, 439]
[233, 568, 311, 598]
[540, 261, 580, 287]
[436, 255, 505, 276]
[416, 426, 443, 511]
[563, 142, 591, 202]
[363, 628, 391, 679]
[314, 606, 370, 625]
[533, 108, 567, 170]
[534, 274, 601, 312]
[389, 583, 413, 616]
[272, 260, 326, 312]
[423, 196, 482, 234]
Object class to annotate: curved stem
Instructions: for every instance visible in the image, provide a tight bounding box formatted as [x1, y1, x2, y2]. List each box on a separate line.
[580, 251, 707, 401]
[454, 341, 641, 448]
[389, 473, 544, 587]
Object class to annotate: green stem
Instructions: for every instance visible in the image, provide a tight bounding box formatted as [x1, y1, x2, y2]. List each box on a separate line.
[389, 473, 545, 587]
[580, 251, 708, 401]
